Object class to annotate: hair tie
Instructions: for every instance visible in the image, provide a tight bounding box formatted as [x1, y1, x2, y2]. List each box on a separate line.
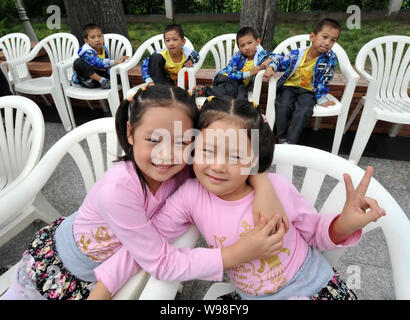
[197, 104, 202, 110]
[127, 94, 134, 103]
[252, 101, 258, 109]
[141, 84, 148, 91]
[261, 114, 268, 123]
[207, 96, 215, 102]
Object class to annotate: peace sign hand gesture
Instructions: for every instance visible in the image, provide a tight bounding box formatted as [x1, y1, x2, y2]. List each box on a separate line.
[329, 166, 386, 244]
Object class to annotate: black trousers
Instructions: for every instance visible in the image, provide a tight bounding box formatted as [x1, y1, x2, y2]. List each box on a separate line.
[203, 74, 252, 100]
[73, 58, 110, 88]
[148, 53, 176, 86]
[0, 69, 12, 96]
[275, 85, 316, 144]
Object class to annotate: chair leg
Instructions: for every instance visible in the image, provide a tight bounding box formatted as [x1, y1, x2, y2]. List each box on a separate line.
[32, 192, 61, 223]
[107, 93, 120, 117]
[348, 112, 377, 165]
[98, 100, 109, 113]
[313, 117, 321, 131]
[344, 97, 364, 134]
[331, 116, 345, 154]
[389, 124, 402, 137]
[41, 94, 51, 106]
[51, 87, 73, 131]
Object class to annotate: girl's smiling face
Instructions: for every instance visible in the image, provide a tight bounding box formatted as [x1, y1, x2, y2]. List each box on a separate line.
[193, 118, 254, 201]
[127, 104, 193, 194]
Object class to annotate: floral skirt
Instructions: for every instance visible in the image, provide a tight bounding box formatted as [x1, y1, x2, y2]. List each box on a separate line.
[26, 217, 93, 300]
[217, 270, 357, 300]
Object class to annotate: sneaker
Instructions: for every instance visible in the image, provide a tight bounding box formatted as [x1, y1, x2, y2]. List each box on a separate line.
[79, 78, 99, 88]
[278, 138, 287, 144]
[191, 85, 205, 97]
[100, 78, 111, 89]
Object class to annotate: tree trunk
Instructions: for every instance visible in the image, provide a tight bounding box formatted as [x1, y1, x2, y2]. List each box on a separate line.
[63, 0, 129, 44]
[240, 0, 278, 51]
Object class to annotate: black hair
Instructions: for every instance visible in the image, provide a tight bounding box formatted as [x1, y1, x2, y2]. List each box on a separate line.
[313, 18, 341, 36]
[82, 23, 103, 39]
[236, 26, 259, 44]
[197, 96, 275, 174]
[115, 84, 197, 200]
[164, 24, 185, 39]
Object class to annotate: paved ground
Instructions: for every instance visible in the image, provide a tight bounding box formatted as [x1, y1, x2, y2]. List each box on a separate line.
[0, 121, 409, 300]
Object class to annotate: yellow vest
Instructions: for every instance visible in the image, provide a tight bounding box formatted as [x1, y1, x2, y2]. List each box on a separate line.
[159, 49, 186, 82]
[284, 48, 317, 91]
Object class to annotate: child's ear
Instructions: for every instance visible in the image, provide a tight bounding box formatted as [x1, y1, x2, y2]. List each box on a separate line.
[309, 32, 315, 42]
[256, 37, 261, 45]
[182, 37, 186, 46]
[126, 121, 134, 146]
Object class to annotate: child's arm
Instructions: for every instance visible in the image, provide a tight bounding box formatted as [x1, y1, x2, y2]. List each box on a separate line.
[141, 56, 154, 84]
[329, 166, 386, 244]
[81, 51, 113, 70]
[248, 172, 289, 230]
[114, 56, 130, 65]
[87, 281, 111, 300]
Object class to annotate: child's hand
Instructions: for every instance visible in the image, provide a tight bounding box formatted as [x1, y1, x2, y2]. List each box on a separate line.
[250, 66, 262, 76]
[239, 215, 285, 260]
[87, 280, 112, 300]
[263, 66, 275, 81]
[320, 101, 336, 107]
[114, 56, 130, 65]
[329, 166, 386, 244]
[260, 58, 273, 69]
[184, 60, 194, 68]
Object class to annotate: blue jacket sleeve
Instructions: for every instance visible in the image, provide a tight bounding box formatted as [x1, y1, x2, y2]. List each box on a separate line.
[80, 50, 113, 69]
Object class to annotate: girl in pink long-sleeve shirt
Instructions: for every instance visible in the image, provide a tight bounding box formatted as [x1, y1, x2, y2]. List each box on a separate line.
[93, 96, 386, 299]
[2, 85, 287, 300]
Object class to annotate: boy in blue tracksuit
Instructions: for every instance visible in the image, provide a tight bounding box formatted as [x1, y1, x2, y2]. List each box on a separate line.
[192, 26, 275, 100]
[72, 23, 129, 89]
[265, 18, 341, 144]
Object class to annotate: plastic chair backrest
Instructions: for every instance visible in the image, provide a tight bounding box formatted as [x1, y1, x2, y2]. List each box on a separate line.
[355, 35, 410, 100]
[104, 33, 133, 59]
[0, 96, 45, 195]
[38, 33, 79, 77]
[196, 34, 238, 72]
[0, 33, 31, 79]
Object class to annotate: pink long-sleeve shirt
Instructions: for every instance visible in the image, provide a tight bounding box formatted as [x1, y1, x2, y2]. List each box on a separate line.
[96, 173, 361, 296]
[71, 161, 223, 295]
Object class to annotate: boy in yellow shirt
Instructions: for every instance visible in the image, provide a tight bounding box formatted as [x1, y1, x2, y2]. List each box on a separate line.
[264, 18, 340, 144]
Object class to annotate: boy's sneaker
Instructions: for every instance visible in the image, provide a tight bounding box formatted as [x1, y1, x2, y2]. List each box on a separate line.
[191, 85, 205, 97]
[80, 78, 99, 88]
[100, 78, 111, 89]
[278, 138, 287, 144]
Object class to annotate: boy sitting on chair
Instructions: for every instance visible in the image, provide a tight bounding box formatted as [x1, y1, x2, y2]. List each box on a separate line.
[192, 26, 275, 100]
[72, 23, 129, 89]
[141, 24, 199, 87]
[265, 18, 340, 144]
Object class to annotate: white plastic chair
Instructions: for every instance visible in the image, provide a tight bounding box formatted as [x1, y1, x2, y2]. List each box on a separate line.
[119, 34, 194, 99]
[3, 33, 79, 132]
[188, 34, 274, 107]
[0, 95, 55, 249]
[272, 34, 360, 154]
[204, 144, 410, 300]
[0, 117, 200, 300]
[348, 36, 410, 164]
[0, 33, 31, 94]
[59, 33, 133, 120]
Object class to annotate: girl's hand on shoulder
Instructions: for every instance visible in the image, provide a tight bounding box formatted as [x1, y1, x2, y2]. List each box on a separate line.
[330, 166, 386, 244]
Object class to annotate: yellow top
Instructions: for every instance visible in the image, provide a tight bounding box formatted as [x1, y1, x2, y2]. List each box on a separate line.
[97, 50, 106, 59]
[241, 59, 254, 86]
[159, 49, 186, 82]
[284, 48, 317, 91]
